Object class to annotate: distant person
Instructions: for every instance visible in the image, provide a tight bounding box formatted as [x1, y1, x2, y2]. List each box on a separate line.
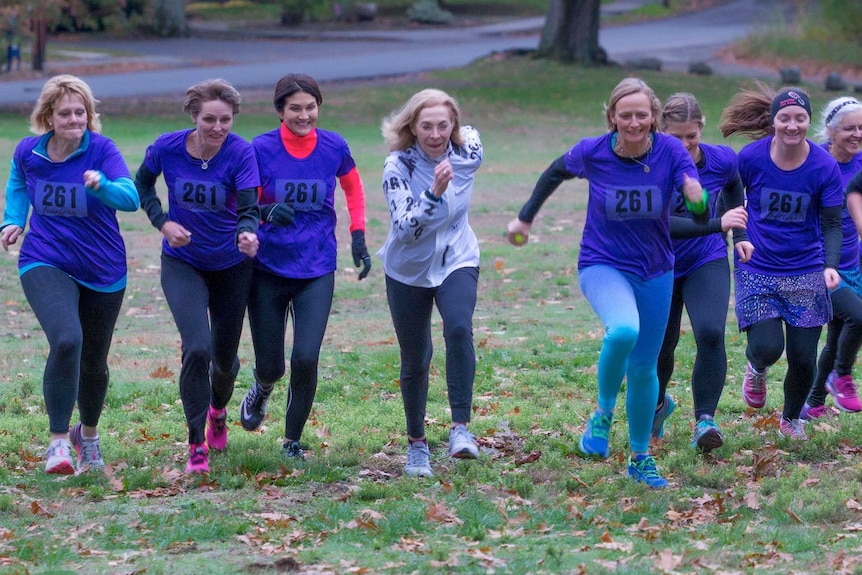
[240, 73, 371, 461]
[136, 78, 260, 474]
[802, 96, 862, 419]
[652, 92, 750, 454]
[0, 75, 139, 474]
[508, 77, 707, 488]
[378, 89, 483, 478]
[719, 83, 843, 440]
[6, 41, 20, 72]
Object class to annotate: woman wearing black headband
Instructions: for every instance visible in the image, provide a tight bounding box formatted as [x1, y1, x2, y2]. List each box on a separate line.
[802, 96, 862, 419]
[719, 82, 844, 440]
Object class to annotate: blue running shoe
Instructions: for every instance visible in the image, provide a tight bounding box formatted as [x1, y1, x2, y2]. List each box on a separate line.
[628, 454, 668, 488]
[651, 393, 676, 439]
[690, 415, 723, 454]
[579, 410, 612, 459]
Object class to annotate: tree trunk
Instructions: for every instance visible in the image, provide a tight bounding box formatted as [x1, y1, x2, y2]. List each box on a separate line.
[152, 0, 188, 37]
[536, 0, 604, 64]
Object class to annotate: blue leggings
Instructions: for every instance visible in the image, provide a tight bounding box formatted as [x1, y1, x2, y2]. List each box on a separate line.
[578, 265, 673, 453]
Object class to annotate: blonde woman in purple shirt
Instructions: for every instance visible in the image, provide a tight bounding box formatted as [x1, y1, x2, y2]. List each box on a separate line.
[508, 78, 707, 488]
[719, 84, 843, 440]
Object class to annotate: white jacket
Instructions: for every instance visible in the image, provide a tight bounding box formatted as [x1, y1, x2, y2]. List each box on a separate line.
[377, 126, 482, 287]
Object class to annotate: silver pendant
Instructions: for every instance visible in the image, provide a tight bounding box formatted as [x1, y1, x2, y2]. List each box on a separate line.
[201, 160, 208, 170]
[643, 165, 650, 173]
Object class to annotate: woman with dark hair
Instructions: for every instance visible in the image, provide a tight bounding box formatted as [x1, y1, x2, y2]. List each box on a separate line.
[651, 92, 750, 454]
[718, 83, 843, 440]
[136, 78, 260, 474]
[240, 73, 370, 461]
[508, 78, 707, 488]
[1, 74, 139, 474]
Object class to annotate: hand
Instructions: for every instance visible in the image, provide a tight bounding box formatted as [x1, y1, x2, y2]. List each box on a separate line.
[1, 225, 23, 251]
[351, 229, 371, 280]
[824, 267, 840, 291]
[735, 240, 754, 264]
[83, 170, 102, 190]
[720, 206, 747, 232]
[261, 202, 294, 226]
[681, 173, 704, 206]
[160, 220, 192, 248]
[507, 218, 531, 246]
[431, 159, 453, 198]
[237, 231, 259, 258]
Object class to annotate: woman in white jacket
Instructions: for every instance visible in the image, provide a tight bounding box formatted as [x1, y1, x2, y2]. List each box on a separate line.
[378, 89, 483, 478]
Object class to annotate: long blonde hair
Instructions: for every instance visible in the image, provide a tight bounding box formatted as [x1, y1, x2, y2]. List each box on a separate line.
[381, 88, 464, 152]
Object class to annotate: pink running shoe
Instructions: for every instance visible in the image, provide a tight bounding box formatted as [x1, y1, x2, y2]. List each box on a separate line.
[778, 418, 808, 441]
[205, 406, 228, 451]
[742, 362, 767, 409]
[825, 371, 862, 412]
[185, 443, 210, 474]
[800, 403, 828, 421]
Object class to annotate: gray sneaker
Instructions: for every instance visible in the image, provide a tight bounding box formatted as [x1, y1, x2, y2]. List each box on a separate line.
[448, 424, 479, 459]
[405, 441, 433, 477]
[69, 423, 104, 471]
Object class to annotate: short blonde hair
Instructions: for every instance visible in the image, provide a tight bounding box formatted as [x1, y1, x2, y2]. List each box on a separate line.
[30, 74, 101, 135]
[604, 77, 661, 132]
[381, 88, 464, 152]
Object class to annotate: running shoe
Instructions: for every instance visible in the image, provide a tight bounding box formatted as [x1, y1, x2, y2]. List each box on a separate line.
[45, 438, 75, 475]
[651, 393, 676, 439]
[283, 441, 305, 460]
[742, 362, 767, 409]
[627, 454, 668, 488]
[825, 371, 862, 412]
[185, 443, 210, 474]
[691, 415, 723, 454]
[240, 381, 272, 431]
[579, 410, 612, 459]
[405, 441, 433, 478]
[448, 424, 479, 459]
[800, 403, 827, 421]
[206, 406, 228, 451]
[69, 422, 105, 470]
[778, 418, 808, 441]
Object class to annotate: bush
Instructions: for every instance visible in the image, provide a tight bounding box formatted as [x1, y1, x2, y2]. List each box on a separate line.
[406, 0, 453, 25]
[819, 0, 862, 44]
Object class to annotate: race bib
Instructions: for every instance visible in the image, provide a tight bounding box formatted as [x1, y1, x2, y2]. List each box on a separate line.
[34, 180, 87, 217]
[605, 185, 662, 221]
[173, 178, 226, 212]
[275, 179, 326, 212]
[760, 188, 809, 223]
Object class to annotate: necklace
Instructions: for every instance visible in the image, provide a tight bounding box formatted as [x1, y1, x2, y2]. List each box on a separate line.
[193, 131, 215, 170]
[615, 136, 653, 173]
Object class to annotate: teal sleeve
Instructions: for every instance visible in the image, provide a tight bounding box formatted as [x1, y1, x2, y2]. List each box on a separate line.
[1, 159, 31, 230]
[86, 172, 140, 212]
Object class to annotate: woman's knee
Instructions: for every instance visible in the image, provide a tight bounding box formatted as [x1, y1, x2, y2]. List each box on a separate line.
[606, 324, 639, 350]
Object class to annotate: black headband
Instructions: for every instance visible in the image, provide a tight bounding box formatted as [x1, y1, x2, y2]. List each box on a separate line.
[825, 99, 861, 126]
[771, 90, 811, 119]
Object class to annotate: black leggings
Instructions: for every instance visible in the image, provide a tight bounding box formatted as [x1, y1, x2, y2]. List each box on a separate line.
[385, 267, 479, 440]
[809, 286, 862, 407]
[161, 254, 252, 445]
[746, 318, 822, 420]
[247, 269, 334, 442]
[21, 266, 124, 434]
[657, 258, 729, 419]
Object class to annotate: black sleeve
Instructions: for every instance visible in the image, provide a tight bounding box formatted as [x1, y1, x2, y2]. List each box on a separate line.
[135, 163, 168, 231]
[517, 155, 576, 223]
[236, 186, 260, 236]
[719, 173, 749, 245]
[822, 204, 843, 270]
[669, 215, 723, 239]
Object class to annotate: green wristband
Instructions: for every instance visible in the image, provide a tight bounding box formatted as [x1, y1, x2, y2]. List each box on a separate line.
[685, 188, 709, 216]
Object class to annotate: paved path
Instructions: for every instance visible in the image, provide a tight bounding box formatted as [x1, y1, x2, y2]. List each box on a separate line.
[0, 0, 783, 106]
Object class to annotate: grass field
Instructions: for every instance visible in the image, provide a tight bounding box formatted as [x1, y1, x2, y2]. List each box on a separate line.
[1, 57, 862, 574]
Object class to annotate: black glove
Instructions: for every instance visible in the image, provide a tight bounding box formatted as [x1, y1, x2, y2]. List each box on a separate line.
[351, 229, 372, 281]
[261, 202, 294, 226]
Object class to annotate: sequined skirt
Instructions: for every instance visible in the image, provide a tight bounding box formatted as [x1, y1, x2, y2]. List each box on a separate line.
[734, 269, 831, 331]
